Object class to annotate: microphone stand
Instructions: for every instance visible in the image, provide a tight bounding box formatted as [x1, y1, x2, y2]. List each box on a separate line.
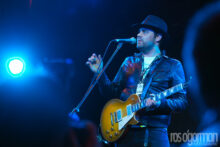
[69, 42, 124, 120]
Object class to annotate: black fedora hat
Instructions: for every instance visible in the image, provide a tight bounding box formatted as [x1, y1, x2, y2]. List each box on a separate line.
[133, 15, 168, 38]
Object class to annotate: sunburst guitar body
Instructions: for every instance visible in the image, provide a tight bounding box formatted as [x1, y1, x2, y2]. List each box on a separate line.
[100, 80, 190, 142]
[100, 94, 140, 142]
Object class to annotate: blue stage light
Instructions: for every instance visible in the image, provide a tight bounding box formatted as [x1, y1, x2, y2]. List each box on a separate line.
[6, 57, 26, 77]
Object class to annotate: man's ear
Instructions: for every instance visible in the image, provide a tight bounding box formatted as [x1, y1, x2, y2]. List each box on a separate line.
[156, 34, 162, 42]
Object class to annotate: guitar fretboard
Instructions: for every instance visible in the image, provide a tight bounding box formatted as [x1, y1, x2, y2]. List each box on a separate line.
[131, 83, 184, 112]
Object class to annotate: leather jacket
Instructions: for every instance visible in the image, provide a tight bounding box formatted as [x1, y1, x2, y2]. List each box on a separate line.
[98, 53, 188, 128]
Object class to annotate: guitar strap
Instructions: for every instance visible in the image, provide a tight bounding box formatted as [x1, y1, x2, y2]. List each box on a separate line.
[140, 56, 164, 100]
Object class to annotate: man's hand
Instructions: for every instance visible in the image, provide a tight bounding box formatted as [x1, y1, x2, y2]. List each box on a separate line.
[145, 94, 161, 110]
[86, 53, 103, 73]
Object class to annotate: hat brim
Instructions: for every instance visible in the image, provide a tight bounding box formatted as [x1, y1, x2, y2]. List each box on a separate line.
[132, 23, 169, 39]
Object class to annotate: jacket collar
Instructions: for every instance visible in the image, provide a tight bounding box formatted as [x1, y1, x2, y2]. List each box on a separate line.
[134, 52, 163, 61]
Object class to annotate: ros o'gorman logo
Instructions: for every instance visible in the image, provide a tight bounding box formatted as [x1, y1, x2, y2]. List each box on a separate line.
[170, 130, 218, 146]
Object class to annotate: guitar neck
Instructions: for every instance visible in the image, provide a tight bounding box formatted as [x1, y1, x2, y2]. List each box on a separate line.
[154, 83, 184, 100]
[131, 82, 186, 113]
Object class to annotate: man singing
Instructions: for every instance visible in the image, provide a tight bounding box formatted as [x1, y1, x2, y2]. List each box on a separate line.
[86, 15, 188, 147]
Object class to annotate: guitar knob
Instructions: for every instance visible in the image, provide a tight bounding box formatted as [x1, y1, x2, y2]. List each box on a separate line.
[106, 130, 110, 134]
[115, 132, 118, 136]
[111, 127, 114, 131]
[109, 135, 112, 138]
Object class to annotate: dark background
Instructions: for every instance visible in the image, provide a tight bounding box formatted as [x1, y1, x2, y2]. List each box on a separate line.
[0, 0, 213, 144]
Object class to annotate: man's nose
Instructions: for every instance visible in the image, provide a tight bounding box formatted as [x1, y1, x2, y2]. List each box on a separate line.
[137, 31, 142, 37]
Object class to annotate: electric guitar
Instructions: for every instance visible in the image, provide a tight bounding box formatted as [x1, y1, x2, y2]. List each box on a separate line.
[100, 80, 190, 142]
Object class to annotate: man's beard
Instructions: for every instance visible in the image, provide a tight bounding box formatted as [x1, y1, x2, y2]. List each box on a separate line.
[137, 44, 154, 54]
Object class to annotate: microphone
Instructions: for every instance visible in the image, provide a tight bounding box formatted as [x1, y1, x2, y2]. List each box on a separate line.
[113, 37, 136, 44]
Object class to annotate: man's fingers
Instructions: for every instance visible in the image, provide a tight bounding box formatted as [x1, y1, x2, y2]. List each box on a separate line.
[98, 54, 102, 61]
[149, 94, 156, 101]
[146, 99, 157, 107]
[146, 99, 152, 106]
[86, 61, 92, 66]
[88, 56, 97, 64]
[92, 53, 98, 58]
[86, 53, 103, 73]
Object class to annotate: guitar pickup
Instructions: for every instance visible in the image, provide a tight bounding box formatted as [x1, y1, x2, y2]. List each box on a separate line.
[114, 109, 122, 122]
[126, 105, 132, 116]
[110, 113, 114, 126]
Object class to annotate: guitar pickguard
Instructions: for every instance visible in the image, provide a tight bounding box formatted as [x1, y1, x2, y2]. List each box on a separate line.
[118, 113, 134, 130]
